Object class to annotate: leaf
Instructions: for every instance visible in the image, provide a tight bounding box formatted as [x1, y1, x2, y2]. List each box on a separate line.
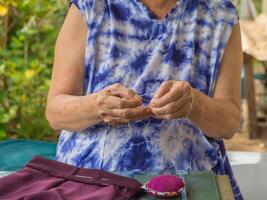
[0, 113, 11, 123]
[0, 63, 5, 74]
[0, 129, 7, 140]
[9, 105, 18, 118]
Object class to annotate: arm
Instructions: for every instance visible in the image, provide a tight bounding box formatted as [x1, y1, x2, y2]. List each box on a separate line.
[46, 5, 150, 132]
[188, 23, 243, 139]
[150, 23, 243, 139]
[46, 5, 102, 132]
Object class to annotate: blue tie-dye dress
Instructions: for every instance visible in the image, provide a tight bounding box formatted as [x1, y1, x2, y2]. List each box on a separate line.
[54, 0, 243, 199]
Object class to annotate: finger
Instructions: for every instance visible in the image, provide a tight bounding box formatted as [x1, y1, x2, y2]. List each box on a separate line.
[151, 94, 191, 115]
[149, 111, 162, 120]
[107, 88, 135, 99]
[152, 81, 173, 99]
[159, 103, 191, 120]
[151, 83, 190, 108]
[109, 106, 152, 119]
[103, 116, 130, 126]
[106, 85, 142, 101]
[105, 95, 142, 108]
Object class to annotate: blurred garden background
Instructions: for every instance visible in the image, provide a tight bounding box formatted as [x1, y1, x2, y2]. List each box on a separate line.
[0, 0, 266, 147]
[0, 0, 69, 141]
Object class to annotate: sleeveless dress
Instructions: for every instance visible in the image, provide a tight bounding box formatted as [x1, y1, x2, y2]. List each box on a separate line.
[54, 0, 243, 199]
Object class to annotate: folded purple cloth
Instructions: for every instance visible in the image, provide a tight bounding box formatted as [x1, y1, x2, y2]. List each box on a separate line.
[0, 156, 142, 200]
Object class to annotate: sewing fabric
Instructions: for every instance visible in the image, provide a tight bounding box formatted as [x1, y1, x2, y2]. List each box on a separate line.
[0, 156, 142, 200]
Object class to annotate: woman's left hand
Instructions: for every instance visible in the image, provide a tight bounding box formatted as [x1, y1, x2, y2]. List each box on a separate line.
[149, 80, 193, 120]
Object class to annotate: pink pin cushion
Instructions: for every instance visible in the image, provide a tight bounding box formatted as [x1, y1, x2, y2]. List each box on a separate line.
[141, 174, 185, 198]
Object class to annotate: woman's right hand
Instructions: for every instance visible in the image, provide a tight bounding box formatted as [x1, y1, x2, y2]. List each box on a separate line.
[96, 83, 152, 126]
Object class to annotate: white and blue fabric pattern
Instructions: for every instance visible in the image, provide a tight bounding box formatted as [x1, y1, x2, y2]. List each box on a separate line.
[54, 0, 243, 199]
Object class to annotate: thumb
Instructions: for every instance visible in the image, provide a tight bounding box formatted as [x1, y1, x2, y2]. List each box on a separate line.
[152, 81, 173, 100]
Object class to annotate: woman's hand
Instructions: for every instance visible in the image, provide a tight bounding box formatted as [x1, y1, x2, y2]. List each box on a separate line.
[96, 83, 152, 126]
[149, 80, 193, 120]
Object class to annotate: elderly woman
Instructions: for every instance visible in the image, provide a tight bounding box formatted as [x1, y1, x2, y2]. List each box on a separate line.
[46, 0, 243, 199]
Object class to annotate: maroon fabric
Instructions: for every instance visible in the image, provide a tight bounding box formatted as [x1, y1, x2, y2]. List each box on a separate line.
[0, 156, 142, 200]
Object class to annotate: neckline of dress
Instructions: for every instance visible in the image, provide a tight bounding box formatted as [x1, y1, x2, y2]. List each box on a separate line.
[134, 0, 183, 23]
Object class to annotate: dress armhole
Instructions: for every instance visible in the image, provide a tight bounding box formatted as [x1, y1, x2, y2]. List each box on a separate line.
[208, 0, 240, 97]
[70, 0, 80, 9]
[69, 0, 93, 27]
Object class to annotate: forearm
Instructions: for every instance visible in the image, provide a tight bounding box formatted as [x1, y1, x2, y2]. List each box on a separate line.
[188, 88, 241, 139]
[46, 93, 102, 132]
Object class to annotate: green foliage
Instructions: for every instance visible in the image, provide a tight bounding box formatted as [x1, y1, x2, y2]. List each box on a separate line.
[0, 0, 68, 140]
[254, 0, 262, 13]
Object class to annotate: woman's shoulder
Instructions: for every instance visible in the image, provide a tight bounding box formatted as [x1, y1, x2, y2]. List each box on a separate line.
[198, 0, 237, 13]
[214, 0, 237, 11]
[195, 0, 238, 25]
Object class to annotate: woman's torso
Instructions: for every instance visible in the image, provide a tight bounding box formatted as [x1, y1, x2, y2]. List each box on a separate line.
[54, 0, 237, 173]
